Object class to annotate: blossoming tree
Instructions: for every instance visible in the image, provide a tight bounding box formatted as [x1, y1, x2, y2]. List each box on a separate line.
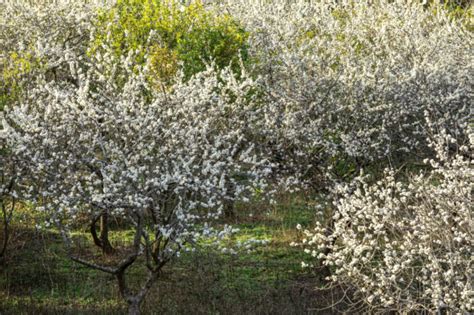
[2, 46, 269, 313]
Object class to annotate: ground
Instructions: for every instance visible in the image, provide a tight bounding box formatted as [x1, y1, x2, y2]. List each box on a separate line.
[0, 193, 351, 314]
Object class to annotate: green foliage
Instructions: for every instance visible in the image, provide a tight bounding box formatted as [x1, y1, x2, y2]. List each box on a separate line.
[89, 0, 249, 85]
[1, 50, 41, 110]
[442, 1, 473, 31]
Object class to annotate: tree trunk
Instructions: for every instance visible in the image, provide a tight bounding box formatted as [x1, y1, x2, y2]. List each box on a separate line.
[0, 213, 9, 264]
[0, 197, 14, 264]
[128, 301, 141, 315]
[223, 199, 235, 219]
[90, 213, 115, 255]
[223, 179, 236, 219]
[100, 213, 115, 255]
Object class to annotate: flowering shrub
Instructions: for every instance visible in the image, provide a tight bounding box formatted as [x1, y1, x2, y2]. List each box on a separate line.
[1, 1, 108, 259]
[298, 130, 473, 313]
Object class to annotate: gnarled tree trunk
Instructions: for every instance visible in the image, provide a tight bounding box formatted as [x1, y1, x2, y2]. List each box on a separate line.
[0, 201, 10, 264]
[90, 212, 115, 255]
[0, 178, 16, 265]
[99, 213, 114, 254]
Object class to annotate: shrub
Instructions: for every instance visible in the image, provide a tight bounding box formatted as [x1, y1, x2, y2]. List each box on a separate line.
[89, 0, 249, 84]
[1, 51, 41, 110]
[298, 129, 473, 313]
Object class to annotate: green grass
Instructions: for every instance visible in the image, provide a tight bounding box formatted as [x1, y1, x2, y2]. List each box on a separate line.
[0, 193, 348, 314]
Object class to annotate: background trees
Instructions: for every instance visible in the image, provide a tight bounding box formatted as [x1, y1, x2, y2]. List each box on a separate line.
[221, 0, 471, 187]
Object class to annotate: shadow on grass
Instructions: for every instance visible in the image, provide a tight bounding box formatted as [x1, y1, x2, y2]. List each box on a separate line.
[0, 227, 124, 314]
[141, 247, 353, 315]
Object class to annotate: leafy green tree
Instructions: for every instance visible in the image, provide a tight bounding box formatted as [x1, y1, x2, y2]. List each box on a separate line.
[89, 0, 249, 86]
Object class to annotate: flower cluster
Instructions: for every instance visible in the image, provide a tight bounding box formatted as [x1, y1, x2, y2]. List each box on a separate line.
[0, 0, 106, 103]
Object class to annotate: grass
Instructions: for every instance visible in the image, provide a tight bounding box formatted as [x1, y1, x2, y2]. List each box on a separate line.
[0, 193, 349, 314]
